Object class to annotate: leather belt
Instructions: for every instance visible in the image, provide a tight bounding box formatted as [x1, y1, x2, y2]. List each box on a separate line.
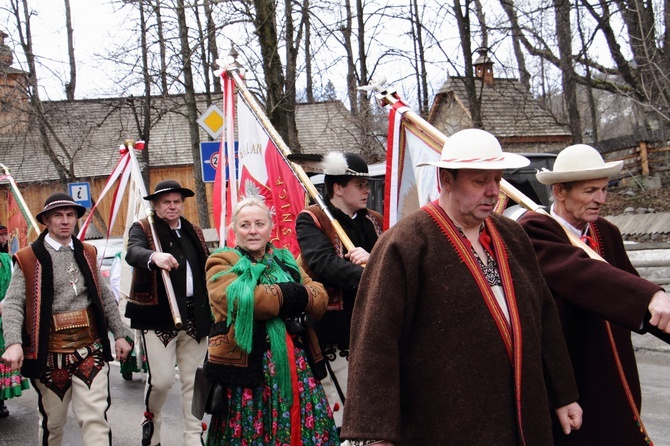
[49, 307, 98, 353]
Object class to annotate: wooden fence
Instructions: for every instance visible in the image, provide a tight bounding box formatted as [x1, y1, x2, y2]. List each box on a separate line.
[605, 142, 670, 180]
[626, 242, 670, 286]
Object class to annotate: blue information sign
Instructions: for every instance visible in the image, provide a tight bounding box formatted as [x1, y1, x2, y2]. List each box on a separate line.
[68, 182, 92, 208]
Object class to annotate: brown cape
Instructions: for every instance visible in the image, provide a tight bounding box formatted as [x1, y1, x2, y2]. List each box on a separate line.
[341, 210, 578, 445]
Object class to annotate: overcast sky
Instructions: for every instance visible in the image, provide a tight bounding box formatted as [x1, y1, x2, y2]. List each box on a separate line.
[3, 0, 134, 100]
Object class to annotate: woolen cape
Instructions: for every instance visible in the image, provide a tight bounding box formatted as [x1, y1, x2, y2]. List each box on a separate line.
[341, 210, 578, 445]
[519, 212, 660, 446]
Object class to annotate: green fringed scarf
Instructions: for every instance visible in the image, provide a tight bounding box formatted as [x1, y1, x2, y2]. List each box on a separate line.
[210, 245, 302, 403]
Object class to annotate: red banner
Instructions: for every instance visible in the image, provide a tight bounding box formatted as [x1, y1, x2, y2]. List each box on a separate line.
[7, 189, 28, 254]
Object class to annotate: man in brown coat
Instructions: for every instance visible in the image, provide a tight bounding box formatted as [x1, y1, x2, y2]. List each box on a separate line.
[518, 144, 670, 445]
[341, 129, 582, 445]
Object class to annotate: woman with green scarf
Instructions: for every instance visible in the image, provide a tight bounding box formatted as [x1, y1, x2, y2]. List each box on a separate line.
[204, 197, 338, 445]
[0, 251, 29, 417]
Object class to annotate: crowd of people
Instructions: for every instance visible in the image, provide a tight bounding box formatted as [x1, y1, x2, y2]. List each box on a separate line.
[0, 132, 669, 445]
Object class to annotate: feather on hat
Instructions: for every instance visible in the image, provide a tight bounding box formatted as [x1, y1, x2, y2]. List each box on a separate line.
[288, 152, 370, 177]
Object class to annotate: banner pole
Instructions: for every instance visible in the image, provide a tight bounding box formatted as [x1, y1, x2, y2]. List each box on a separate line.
[0, 163, 39, 239]
[123, 140, 183, 329]
[223, 61, 358, 253]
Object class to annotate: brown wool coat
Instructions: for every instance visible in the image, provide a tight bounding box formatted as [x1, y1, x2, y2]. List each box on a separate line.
[204, 249, 329, 369]
[519, 212, 660, 446]
[341, 211, 578, 445]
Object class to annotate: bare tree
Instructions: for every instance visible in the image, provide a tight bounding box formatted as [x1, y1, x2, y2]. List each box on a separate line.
[453, 0, 483, 128]
[554, 0, 581, 141]
[175, 0, 209, 226]
[410, 0, 430, 116]
[64, 0, 76, 101]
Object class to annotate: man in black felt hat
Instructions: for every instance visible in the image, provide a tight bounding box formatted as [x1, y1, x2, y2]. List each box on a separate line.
[1, 192, 132, 445]
[294, 152, 384, 428]
[124, 180, 211, 446]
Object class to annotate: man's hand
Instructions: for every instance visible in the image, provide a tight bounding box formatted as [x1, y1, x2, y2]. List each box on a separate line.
[345, 247, 370, 266]
[648, 290, 670, 333]
[1, 344, 23, 371]
[152, 252, 179, 271]
[555, 402, 583, 434]
[115, 337, 132, 362]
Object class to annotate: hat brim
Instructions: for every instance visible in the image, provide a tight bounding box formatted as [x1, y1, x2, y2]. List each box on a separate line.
[144, 187, 195, 201]
[417, 152, 530, 170]
[536, 161, 623, 184]
[36, 204, 87, 225]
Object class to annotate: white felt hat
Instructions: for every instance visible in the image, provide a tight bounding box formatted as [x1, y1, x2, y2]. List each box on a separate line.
[418, 128, 530, 170]
[536, 144, 623, 185]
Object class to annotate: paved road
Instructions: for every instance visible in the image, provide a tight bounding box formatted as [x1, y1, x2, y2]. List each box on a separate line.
[0, 363, 210, 446]
[0, 338, 668, 445]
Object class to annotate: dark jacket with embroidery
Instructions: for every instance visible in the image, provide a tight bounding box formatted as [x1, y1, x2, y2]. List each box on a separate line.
[519, 212, 660, 446]
[296, 201, 383, 346]
[125, 216, 212, 339]
[13, 232, 113, 378]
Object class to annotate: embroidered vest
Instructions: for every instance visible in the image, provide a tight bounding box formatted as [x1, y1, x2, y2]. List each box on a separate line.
[14, 242, 110, 378]
[299, 204, 383, 309]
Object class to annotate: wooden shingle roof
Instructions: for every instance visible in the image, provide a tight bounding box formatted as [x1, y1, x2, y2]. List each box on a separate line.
[429, 76, 571, 141]
[0, 94, 363, 184]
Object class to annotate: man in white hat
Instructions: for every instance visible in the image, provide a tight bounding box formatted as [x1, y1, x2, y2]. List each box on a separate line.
[518, 144, 670, 446]
[341, 129, 582, 445]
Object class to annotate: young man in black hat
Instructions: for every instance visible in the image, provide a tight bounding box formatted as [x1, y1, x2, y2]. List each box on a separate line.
[1, 192, 131, 445]
[295, 152, 384, 427]
[124, 180, 211, 446]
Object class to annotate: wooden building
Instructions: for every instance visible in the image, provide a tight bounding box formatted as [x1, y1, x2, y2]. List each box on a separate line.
[427, 49, 573, 153]
[0, 33, 376, 242]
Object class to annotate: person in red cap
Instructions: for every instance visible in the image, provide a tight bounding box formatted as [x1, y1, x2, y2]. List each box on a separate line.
[1, 192, 131, 444]
[341, 129, 582, 445]
[124, 180, 212, 446]
[294, 152, 384, 428]
[519, 144, 670, 445]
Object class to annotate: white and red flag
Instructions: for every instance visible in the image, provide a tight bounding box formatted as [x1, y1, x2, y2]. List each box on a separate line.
[384, 97, 442, 228]
[213, 72, 305, 257]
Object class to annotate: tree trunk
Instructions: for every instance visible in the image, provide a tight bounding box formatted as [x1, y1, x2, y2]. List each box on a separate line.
[499, 0, 531, 91]
[138, 2, 152, 189]
[176, 0, 209, 227]
[453, 0, 483, 128]
[305, 0, 314, 103]
[204, 0, 221, 95]
[154, 0, 168, 94]
[252, 0, 298, 150]
[64, 0, 76, 101]
[341, 0, 358, 115]
[411, 0, 429, 116]
[554, 0, 582, 142]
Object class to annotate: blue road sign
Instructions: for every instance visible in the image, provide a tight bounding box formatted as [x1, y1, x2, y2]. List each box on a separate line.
[200, 141, 238, 183]
[68, 182, 92, 208]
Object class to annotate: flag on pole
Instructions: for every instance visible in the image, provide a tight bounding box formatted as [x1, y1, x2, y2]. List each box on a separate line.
[213, 72, 306, 257]
[212, 72, 236, 244]
[384, 98, 442, 228]
[6, 189, 29, 253]
[118, 158, 146, 299]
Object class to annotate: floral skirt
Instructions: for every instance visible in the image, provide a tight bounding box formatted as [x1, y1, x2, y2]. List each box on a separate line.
[206, 345, 339, 446]
[0, 319, 30, 400]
